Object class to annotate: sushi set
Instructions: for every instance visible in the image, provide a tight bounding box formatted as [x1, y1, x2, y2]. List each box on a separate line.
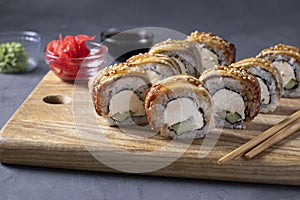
[1, 30, 300, 185]
[90, 31, 299, 138]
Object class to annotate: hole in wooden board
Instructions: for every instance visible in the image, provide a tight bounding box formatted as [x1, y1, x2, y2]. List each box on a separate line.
[43, 95, 72, 104]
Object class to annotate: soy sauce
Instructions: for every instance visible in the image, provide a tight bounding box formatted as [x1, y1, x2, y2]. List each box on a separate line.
[101, 29, 153, 62]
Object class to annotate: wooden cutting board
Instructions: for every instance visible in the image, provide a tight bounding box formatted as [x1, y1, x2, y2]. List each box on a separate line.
[1, 71, 300, 185]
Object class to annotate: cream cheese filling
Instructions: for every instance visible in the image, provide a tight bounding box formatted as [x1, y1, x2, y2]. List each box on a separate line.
[164, 98, 203, 128]
[109, 90, 145, 117]
[146, 70, 161, 84]
[196, 44, 219, 69]
[213, 89, 245, 119]
[257, 77, 270, 104]
[273, 61, 296, 88]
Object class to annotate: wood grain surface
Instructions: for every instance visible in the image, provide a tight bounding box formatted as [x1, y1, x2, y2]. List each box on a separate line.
[1, 71, 300, 185]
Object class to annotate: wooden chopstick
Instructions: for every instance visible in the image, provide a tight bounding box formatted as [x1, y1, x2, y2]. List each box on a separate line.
[217, 109, 300, 165]
[244, 117, 300, 159]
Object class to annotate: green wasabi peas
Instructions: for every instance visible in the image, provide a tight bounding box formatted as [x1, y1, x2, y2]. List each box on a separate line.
[0, 42, 28, 73]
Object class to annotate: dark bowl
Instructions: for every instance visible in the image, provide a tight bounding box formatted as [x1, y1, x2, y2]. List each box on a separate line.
[101, 28, 154, 62]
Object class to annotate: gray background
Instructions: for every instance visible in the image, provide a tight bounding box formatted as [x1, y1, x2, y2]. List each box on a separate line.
[1, 0, 300, 199]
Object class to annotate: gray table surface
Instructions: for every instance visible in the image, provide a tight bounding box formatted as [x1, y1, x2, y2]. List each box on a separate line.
[1, 0, 300, 199]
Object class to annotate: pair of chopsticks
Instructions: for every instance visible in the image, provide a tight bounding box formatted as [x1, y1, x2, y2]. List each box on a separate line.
[218, 109, 300, 165]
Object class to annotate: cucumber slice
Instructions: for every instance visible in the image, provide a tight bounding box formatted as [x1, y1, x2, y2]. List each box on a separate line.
[216, 110, 242, 124]
[111, 111, 135, 122]
[171, 118, 196, 135]
[284, 78, 298, 90]
[226, 112, 242, 124]
[216, 110, 228, 119]
[111, 112, 129, 122]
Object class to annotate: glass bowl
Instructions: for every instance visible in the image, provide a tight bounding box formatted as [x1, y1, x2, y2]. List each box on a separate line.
[0, 31, 42, 72]
[44, 42, 108, 82]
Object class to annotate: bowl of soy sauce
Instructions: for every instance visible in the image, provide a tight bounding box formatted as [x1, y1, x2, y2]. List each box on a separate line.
[101, 28, 154, 62]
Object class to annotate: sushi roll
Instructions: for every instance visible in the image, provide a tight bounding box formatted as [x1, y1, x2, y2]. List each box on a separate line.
[89, 63, 151, 126]
[200, 66, 260, 129]
[257, 44, 300, 97]
[231, 58, 283, 113]
[149, 39, 202, 78]
[269, 43, 300, 55]
[126, 53, 182, 84]
[145, 75, 214, 139]
[187, 31, 236, 70]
